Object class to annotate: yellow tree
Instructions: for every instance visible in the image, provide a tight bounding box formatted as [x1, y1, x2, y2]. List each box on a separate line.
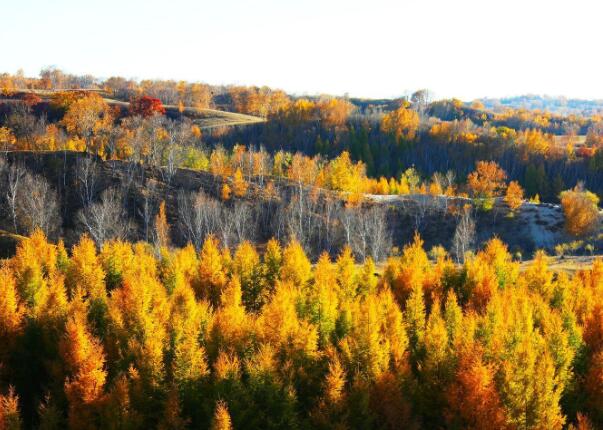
[560, 185, 600, 237]
[211, 400, 233, 430]
[154, 201, 170, 249]
[198, 235, 227, 304]
[60, 307, 107, 429]
[405, 283, 426, 365]
[312, 352, 348, 428]
[232, 241, 262, 310]
[280, 239, 312, 287]
[34, 272, 69, 328]
[463, 253, 500, 312]
[500, 337, 566, 430]
[0, 270, 23, 377]
[340, 294, 389, 378]
[523, 250, 554, 300]
[62, 93, 113, 154]
[0, 127, 16, 151]
[324, 355, 346, 404]
[336, 246, 358, 301]
[0, 266, 24, 345]
[384, 233, 431, 306]
[519, 128, 552, 156]
[446, 348, 510, 430]
[257, 281, 318, 357]
[11, 229, 58, 308]
[66, 235, 107, 301]
[0, 387, 22, 430]
[358, 257, 378, 296]
[210, 147, 231, 177]
[0, 73, 15, 95]
[309, 253, 339, 346]
[231, 168, 248, 197]
[317, 97, 355, 127]
[263, 238, 282, 288]
[323, 151, 365, 194]
[106, 244, 169, 385]
[423, 301, 450, 381]
[467, 161, 507, 199]
[213, 278, 249, 352]
[493, 289, 570, 430]
[381, 104, 420, 141]
[221, 183, 232, 201]
[505, 180, 524, 212]
[168, 279, 211, 386]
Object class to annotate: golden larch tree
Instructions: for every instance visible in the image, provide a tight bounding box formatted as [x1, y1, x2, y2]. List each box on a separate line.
[504, 180, 524, 212]
[231, 168, 248, 197]
[60, 308, 107, 429]
[211, 400, 233, 430]
[154, 201, 170, 249]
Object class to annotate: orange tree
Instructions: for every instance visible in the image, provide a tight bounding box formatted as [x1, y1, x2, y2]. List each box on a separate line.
[560, 184, 600, 236]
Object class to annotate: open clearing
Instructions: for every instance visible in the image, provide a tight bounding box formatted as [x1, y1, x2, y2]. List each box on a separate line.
[521, 255, 599, 274]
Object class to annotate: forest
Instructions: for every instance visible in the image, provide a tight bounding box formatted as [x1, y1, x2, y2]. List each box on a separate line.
[0, 68, 602, 429]
[0, 228, 602, 429]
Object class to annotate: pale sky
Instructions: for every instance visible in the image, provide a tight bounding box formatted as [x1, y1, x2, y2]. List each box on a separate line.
[2, 0, 601, 100]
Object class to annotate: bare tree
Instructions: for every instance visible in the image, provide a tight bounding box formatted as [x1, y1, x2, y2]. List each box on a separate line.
[363, 206, 391, 261]
[452, 209, 476, 263]
[177, 190, 221, 250]
[401, 195, 429, 233]
[342, 205, 391, 261]
[139, 180, 157, 242]
[78, 187, 131, 246]
[0, 158, 10, 230]
[444, 170, 456, 190]
[318, 195, 338, 254]
[340, 205, 356, 248]
[164, 145, 180, 185]
[5, 164, 25, 234]
[16, 173, 61, 239]
[76, 157, 101, 207]
[270, 201, 288, 243]
[230, 201, 254, 246]
[284, 185, 327, 254]
[0, 157, 5, 181]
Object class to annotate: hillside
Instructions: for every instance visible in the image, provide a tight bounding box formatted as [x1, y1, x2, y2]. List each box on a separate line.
[1, 151, 598, 260]
[2, 89, 266, 130]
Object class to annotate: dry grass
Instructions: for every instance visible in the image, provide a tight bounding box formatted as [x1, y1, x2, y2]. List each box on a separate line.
[521, 255, 599, 274]
[552, 135, 587, 150]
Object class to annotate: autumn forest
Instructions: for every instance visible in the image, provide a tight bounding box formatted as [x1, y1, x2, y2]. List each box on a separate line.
[0, 66, 602, 430]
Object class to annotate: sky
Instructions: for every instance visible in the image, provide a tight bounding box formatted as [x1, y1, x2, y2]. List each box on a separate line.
[2, 0, 602, 100]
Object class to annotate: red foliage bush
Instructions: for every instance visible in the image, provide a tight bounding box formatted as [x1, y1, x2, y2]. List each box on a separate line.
[129, 95, 166, 117]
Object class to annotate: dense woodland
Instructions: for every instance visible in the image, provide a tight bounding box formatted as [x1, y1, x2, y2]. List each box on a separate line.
[0, 229, 603, 429]
[0, 68, 603, 429]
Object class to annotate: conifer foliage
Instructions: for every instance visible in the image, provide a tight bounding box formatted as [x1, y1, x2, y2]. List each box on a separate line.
[0, 229, 601, 429]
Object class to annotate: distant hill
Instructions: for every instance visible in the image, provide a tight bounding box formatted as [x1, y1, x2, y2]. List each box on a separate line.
[480, 95, 603, 115]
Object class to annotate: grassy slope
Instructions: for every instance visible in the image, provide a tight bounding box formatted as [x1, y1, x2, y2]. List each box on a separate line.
[0, 230, 25, 259]
[9, 89, 266, 130]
